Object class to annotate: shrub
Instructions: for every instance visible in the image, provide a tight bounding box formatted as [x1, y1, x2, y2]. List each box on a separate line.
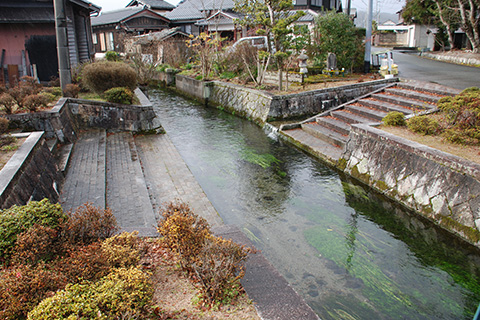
[82, 61, 137, 93]
[22, 94, 49, 112]
[383, 111, 406, 126]
[0, 199, 66, 262]
[0, 117, 8, 134]
[105, 50, 121, 61]
[63, 203, 118, 245]
[407, 115, 440, 135]
[28, 267, 153, 320]
[101, 231, 141, 268]
[39, 92, 56, 103]
[0, 93, 16, 114]
[55, 242, 112, 283]
[437, 87, 480, 144]
[157, 202, 210, 270]
[193, 235, 251, 306]
[48, 76, 60, 87]
[43, 86, 62, 97]
[0, 262, 67, 320]
[104, 87, 134, 104]
[11, 225, 60, 266]
[63, 83, 80, 98]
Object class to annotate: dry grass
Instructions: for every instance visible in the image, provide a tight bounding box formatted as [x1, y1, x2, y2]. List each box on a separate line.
[380, 125, 480, 164]
[0, 137, 25, 170]
[144, 239, 260, 320]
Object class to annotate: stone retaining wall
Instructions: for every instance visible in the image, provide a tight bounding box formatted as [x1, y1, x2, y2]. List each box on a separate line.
[0, 132, 63, 209]
[176, 75, 398, 123]
[5, 95, 161, 140]
[340, 123, 480, 248]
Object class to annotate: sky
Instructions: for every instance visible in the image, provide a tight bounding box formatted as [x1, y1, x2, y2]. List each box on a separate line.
[90, 0, 405, 14]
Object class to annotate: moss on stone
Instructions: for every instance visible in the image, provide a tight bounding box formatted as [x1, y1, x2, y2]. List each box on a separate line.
[375, 180, 389, 192]
[337, 158, 347, 171]
[351, 165, 371, 184]
[440, 216, 480, 243]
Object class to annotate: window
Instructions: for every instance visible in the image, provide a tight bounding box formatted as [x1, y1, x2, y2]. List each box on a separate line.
[92, 33, 97, 44]
[99, 33, 106, 51]
[185, 25, 192, 34]
[106, 32, 114, 51]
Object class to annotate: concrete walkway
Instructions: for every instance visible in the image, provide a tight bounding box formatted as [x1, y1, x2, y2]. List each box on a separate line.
[60, 130, 222, 235]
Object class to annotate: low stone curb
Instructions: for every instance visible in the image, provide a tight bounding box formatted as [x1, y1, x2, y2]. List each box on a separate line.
[213, 224, 320, 320]
[420, 52, 480, 67]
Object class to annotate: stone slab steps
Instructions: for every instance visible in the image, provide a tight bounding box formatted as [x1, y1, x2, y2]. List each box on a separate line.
[385, 87, 443, 103]
[372, 92, 436, 110]
[357, 98, 415, 115]
[280, 81, 457, 162]
[331, 109, 376, 125]
[345, 104, 387, 122]
[316, 116, 350, 136]
[302, 122, 348, 148]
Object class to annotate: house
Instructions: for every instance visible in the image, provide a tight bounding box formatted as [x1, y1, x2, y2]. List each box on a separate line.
[166, 0, 342, 39]
[91, 7, 171, 53]
[0, 0, 100, 84]
[124, 27, 190, 64]
[126, 0, 176, 14]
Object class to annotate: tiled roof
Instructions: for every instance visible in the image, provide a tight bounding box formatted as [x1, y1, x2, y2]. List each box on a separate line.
[133, 27, 189, 44]
[127, 0, 175, 10]
[92, 7, 169, 26]
[166, 0, 235, 21]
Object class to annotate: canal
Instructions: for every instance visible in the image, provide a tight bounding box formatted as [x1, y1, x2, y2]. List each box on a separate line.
[149, 89, 480, 320]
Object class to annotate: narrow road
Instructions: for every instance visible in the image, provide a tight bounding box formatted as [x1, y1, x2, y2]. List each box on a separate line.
[390, 50, 479, 90]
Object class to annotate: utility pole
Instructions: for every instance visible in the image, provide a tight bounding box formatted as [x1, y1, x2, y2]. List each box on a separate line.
[363, 0, 373, 73]
[54, 0, 72, 94]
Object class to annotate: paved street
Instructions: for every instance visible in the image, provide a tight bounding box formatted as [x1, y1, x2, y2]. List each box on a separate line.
[389, 50, 480, 90]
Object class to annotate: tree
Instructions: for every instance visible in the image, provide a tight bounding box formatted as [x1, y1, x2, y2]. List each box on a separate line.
[234, 0, 305, 90]
[402, 0, 479, 52]
[402, 0, 459, 50]
[312, 12, 365, 72]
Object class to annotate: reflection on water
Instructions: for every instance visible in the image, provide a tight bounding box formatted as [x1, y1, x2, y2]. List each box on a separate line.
[149, 89, 480, 320]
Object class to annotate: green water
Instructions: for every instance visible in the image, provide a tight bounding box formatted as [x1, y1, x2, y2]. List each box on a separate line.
[149, 89, 480, 320]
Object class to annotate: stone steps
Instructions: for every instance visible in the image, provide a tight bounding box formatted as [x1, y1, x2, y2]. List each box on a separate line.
[280, 81, 455, 162]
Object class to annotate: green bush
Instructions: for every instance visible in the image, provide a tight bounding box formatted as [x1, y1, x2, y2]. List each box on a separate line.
[103, 87, 134, 104]
[407, 115, 440, 135]
[28, 267, 153, 320]
[383, 111, 406, 126]
[105, 50, 121, 62]
[39, 92, 56, 103]
[43, 86, 62, 97]
[81, 61, 137, 93]
[101, 231, 140, 268]
[0, 199, 66, 262]
[437, 87, 480, 144]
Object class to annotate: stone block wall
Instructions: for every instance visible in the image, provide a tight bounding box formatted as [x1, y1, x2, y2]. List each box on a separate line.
[175, 75, 397, 123]
[6, 98, 78, 143]
[68, 99, 160, 133]
[269, 78, 398, 120]
[0, 132, 63, 209]
[210, 81, 273, 124]
[340, 124, 480, 248]
[5, 96, 160, 138]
